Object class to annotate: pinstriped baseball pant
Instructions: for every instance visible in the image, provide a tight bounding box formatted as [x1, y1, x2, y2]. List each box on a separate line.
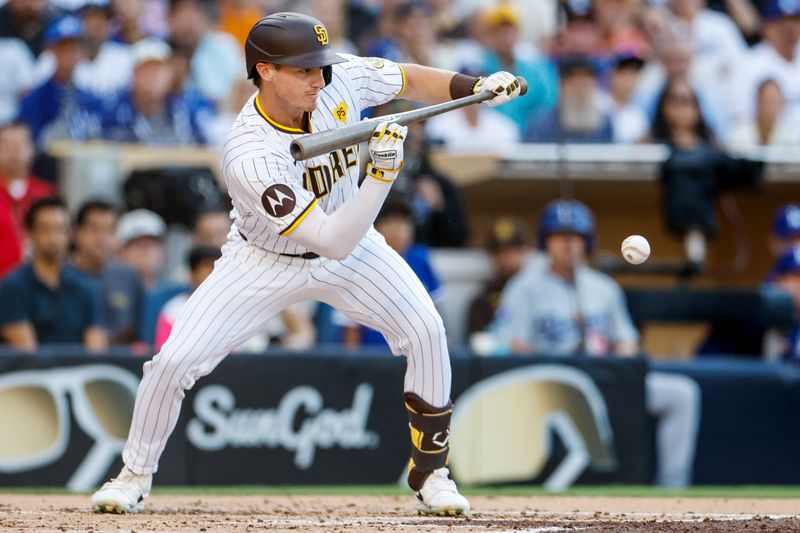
[122, 229, 451, 474]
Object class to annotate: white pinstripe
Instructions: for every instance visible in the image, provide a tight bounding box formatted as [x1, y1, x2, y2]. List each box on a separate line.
[120, 55, 451, 475]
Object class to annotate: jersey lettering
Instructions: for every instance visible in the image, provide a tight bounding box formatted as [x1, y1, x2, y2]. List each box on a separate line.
[303, 146, 359, 198]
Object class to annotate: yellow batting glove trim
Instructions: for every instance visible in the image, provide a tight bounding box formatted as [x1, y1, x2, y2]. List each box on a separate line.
[366, 163, 399, 183]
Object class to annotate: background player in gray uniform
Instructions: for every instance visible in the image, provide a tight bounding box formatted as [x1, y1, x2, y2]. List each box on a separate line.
[494, 200, 701, 488]
[91, 12, 523, 516]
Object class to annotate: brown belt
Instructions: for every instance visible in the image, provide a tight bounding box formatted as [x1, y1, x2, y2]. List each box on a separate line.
[238, 230, 320, 259]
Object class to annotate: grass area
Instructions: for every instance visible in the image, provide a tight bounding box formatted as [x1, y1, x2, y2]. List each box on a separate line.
[4, 485, 800, 498]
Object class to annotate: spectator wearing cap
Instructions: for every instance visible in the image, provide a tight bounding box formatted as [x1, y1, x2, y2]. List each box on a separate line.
[0, 197, 107, 351]
[35, 1, 134, 99]
[726, 79, 800, 149]
[765, 204, 800, 281]
[524, 54, 614, 143]
[771, 245, 800, 363]
[0, 37, 36, 124]
[334, 195, 443, 349]
[0, 0, 59, 57]
[425, 66, 521, 150]
[0, 121, 56, 276]
[17, 15, 105, 148]
[71, 200, 144, 344]
[480, 4, 558, 131]
[728, 0, 800, 125]
[101, 38, 211, 145]
[116, 208, 167, 290]
[466, 217, 532, 338]
[168, 0, 243, 106]
[598, 52, 649, 143]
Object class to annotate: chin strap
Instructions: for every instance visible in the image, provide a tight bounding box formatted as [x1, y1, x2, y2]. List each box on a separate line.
[404, 392, 452, 491]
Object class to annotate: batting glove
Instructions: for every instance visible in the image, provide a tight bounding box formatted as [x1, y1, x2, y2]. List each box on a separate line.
[367, 122, 406, 183]
[473, 71, 522, 107]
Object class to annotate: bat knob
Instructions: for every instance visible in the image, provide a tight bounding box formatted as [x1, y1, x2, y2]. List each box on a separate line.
[517, 76, 528, 96]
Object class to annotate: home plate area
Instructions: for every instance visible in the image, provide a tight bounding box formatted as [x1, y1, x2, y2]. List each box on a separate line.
[2, 494, 800, 532]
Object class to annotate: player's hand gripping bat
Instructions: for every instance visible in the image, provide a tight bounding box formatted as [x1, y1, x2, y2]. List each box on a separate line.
[290, 76, 528, 161]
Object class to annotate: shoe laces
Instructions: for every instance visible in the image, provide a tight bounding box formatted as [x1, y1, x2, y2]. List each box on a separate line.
[426, 468, 458, 493]
[104, 468, 150, 493]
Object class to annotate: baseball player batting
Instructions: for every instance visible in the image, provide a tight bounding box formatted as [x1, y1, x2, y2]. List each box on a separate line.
[91, 12, 522, 517]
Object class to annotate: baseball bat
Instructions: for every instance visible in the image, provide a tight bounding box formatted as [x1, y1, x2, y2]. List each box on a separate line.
[290, 76, 528, 161]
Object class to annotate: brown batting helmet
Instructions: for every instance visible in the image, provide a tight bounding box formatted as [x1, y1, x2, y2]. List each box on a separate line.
[245, 12, 345, 84]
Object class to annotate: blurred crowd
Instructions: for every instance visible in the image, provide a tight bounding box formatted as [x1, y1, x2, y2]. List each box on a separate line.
[0, 0, 799, 364]
[0, 0, 796, 149]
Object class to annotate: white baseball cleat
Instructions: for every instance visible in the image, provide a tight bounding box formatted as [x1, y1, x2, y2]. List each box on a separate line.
[91, 466, 152, 514]
[414, 467, 471, 517]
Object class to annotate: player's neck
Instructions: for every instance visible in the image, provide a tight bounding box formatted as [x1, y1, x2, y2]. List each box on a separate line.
[550, 263, 576, 283]
[256, 91, 306, 131]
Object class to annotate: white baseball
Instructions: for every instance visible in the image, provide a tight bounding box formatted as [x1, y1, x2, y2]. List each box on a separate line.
[621, 235, 651, 265]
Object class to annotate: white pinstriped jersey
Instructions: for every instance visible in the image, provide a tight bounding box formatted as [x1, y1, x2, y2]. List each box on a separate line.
[220, 54, 405, 255]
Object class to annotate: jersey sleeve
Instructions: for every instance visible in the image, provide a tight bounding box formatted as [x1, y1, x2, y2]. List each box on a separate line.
[337, 54, 406, 112]
[226, 156, 318, 237]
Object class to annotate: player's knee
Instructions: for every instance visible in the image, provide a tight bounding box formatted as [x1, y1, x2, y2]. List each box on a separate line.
[418, 313, 447, 350]
[660, 374, 701, 415]
[146, 351, 194, 390]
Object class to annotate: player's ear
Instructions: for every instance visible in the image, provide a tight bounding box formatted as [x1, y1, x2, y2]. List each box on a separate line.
[255, 63, 275, 83]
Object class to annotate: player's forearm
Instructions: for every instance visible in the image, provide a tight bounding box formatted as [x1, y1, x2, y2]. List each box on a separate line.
[287, 176, 393, 260]
[399, 64, 461, 104]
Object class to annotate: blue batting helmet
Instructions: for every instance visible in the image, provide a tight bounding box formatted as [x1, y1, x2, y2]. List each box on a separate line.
[774, 245, 800, 276]
[773, 203, 800, 239]
[537, 199, 595, 251]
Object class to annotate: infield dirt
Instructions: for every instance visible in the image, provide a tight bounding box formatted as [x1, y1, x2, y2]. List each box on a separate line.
[2, 494, 800, 532]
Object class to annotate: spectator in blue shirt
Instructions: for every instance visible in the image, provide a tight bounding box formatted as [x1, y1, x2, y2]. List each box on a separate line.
[102, 38, 211, 145]
[71, 200, 144, 345]
[337, 195, 443, 348]
[0, 197, 108, 351]
[17, 15, 104, 148]
[481, 4, 558, 131]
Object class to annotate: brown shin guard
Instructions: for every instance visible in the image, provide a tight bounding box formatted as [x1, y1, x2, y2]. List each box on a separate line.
[404, 392, 452, 491]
